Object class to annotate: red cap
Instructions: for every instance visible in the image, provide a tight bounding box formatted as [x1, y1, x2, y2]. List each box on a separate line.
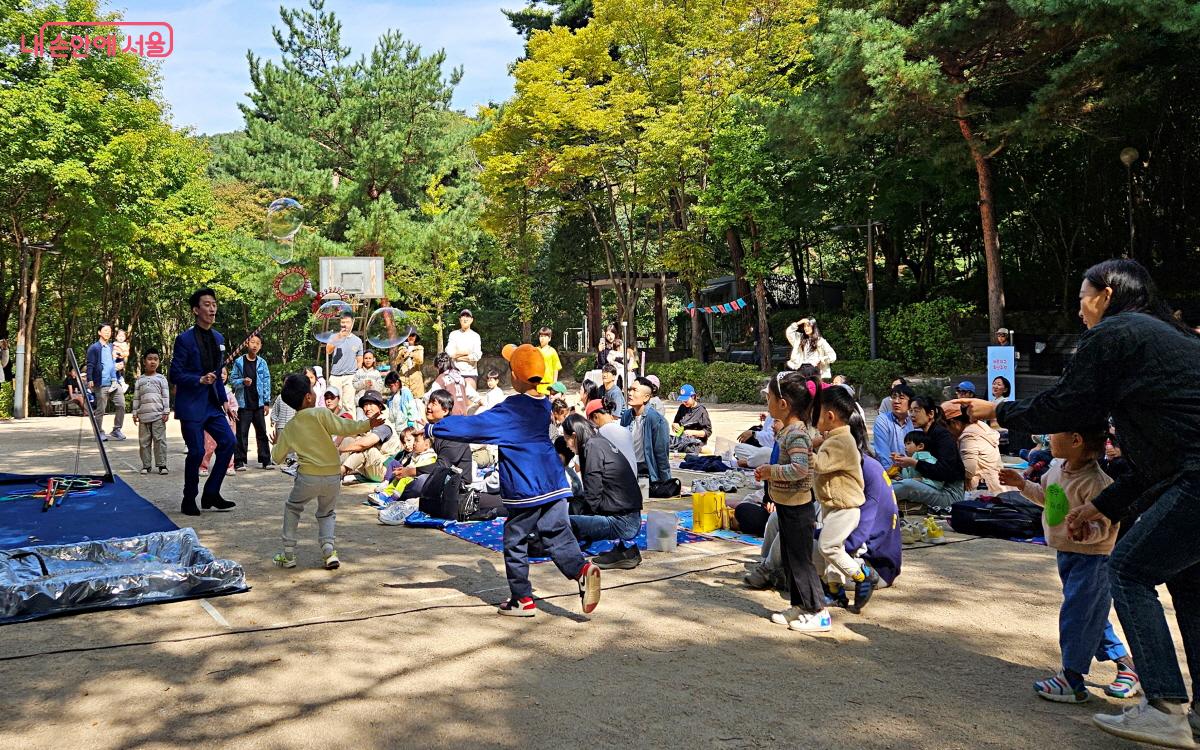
[584, 399, 605, 418]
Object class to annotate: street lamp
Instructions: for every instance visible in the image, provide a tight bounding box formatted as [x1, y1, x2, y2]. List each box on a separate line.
[1119, 147, 1138, 257]
[832, 220, 885, 360]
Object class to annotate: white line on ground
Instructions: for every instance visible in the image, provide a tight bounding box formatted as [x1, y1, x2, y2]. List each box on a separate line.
[122, 462, 139, 473]
[200, 599, 231, 628]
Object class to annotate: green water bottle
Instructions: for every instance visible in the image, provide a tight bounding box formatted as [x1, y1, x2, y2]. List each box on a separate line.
[1044, 483, 1070, 527]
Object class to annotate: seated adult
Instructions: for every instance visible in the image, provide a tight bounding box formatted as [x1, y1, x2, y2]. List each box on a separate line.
[391, 390, 474, 512]
[877, 377, 908, 416]
[942, 400, 1007, 494]
[339, 390, 393, 484]
[888, 396, 965, 515]
[65, 367, 89, 413]
[670, 383, 712, 454]
[954, 381, 977, 400]
[644, 374, 668, 419]
[563, 414, 643, 570]
[620, 380, 672, 484]
[601, 364, 625, 413]
[873, 384, 915, 470]
[585, 397, 636, 473]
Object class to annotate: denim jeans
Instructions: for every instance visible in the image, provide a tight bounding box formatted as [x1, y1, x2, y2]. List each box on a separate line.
[570, 511, 641, 544]
[1109, 471, 1200, 702]
[891, 478, 963, 512]
[1057, 551, 1128, 675]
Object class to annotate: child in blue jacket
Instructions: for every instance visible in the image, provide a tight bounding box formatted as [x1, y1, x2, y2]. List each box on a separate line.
[427, 344, 601, 617]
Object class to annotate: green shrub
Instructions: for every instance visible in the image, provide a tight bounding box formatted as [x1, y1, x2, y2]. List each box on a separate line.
[648, 359, 765, 404]
[0, 381, 12, 419]
[573, 356, 593, 383]
[831, 359, 903, 399]
[877, 298, 976, 373]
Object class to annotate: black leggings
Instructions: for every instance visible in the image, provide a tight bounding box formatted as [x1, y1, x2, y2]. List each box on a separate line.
[775, 502, 825, 613]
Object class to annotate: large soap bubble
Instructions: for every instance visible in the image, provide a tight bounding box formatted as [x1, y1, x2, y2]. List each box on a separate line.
[266, 197, 304, 240]
[366, 307, 409, 349]
[314, 299, 353, 344]
[265, 238, 294, 265]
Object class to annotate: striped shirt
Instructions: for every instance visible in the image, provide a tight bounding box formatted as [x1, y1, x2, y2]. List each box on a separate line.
[767, 422, 813, 505]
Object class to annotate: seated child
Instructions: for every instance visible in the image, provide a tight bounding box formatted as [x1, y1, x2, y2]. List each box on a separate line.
[270, 373, 386, 570]
[900, 430, 943, 490]
[999, 427, 1139, 704]
[372, 428, 437, 504]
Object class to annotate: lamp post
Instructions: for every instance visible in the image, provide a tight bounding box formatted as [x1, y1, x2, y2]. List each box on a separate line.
[1120, 147, 1138, 257]
[832, 220, 885, 360]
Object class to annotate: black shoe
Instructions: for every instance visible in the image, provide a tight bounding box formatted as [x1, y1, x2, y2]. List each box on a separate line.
[180, 499, 201, 516]
[201, 493, 236, 511]
[851, 564, 881, 614]
[592, 543, 641, 570]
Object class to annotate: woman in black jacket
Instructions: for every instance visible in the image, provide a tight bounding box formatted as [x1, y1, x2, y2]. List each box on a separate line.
[962, 259, 1200, 748]
[563, 414, 643, 570]
[889, 396, 966, 515]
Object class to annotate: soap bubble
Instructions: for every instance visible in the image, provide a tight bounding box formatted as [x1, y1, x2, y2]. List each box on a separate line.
[366, 307, 409, 349]
[314, 299, 353, 344]
[266, 197, 303, 240]
[265, 238, 294, 265]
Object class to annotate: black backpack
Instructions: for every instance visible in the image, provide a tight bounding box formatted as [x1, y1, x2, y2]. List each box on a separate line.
[949, 494, 1043, 539]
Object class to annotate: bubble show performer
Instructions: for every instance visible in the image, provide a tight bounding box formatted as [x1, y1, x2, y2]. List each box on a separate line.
[170, 288, 237, 516]
[423, 344, 602, 617]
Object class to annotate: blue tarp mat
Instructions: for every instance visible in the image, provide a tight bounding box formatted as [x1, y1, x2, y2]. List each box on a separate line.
[0, 474, 177, 550]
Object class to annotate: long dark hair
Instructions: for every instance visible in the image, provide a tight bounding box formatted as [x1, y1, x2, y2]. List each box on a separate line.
[767, 371, 819, 425]
[798, 318, 822, 350]
[911, 395, 946, 431]
[434, 351, 455, 374]
[562, 413, 596, 456]
[1083, 259, 1193, 334]
[821, 384, 872, 457]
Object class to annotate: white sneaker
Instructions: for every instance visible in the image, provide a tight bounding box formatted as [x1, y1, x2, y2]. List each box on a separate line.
[378, 500, 417, 526]
[770, 606, 803, 626]
[1093, 699, 1197, 749]
[788, 609, 833, 633]
[281, 465, 297, 477]
[99, 432, 109, 442]
[342, 474, 359, 485]
[109, 429, 127, 441]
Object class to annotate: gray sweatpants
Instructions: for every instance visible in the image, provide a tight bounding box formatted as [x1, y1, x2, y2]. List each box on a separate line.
[92, 384, 125, 433]
[814, 506, 863, 585]
[282, 473, 341, 552]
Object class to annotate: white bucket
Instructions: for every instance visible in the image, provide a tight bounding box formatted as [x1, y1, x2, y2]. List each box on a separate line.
[646, 510, 677, 552]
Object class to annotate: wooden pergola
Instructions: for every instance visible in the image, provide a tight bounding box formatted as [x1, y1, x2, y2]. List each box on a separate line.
[578, 272, 682, 355]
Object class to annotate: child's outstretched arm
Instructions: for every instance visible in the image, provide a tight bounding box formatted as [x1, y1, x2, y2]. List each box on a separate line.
[427, 399, 522, 447]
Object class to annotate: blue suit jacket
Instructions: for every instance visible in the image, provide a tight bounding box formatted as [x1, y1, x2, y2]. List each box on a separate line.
[170, 326, 227, 421]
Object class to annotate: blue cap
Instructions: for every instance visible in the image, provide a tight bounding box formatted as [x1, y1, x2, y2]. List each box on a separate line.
[956, 381, 977, 393]
[678, 384, 697, 401]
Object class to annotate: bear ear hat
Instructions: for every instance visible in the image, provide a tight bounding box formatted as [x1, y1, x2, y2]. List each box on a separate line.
[502, 343, 547, 385]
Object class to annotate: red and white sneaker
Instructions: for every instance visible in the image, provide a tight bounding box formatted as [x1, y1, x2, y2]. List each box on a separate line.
[498, 597, 537, 617]
[577, 561, 602, 614]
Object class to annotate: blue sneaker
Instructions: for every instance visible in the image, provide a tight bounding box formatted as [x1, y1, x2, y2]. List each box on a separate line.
[824, 583, 849, 608]
[851, 564, 880, 613]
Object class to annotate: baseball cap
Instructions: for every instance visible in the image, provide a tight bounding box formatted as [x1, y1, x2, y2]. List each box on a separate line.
[646, 375, 660, 389]
[549, 381, 567, 394]
[678, 384, 697, 401]
[358, 390, 386, 408]
[584, 399, 605, 418]
[458, 309, 473, 318]
[996, 327, 1010, 335]
[956, 381, 977, 393]
[324, 389, 339, 399]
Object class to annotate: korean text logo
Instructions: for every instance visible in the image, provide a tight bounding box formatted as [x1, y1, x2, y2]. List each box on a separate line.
[20, 21, 173, 59]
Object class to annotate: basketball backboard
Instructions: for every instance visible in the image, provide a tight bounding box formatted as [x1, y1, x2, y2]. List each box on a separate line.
[319, 256, 385, 298]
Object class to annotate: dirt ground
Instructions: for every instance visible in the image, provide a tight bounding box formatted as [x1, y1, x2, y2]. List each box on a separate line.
[0, 407, 1188, 749]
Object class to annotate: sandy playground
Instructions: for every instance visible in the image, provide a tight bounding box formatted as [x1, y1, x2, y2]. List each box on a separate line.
[0, 406, 1188, 749]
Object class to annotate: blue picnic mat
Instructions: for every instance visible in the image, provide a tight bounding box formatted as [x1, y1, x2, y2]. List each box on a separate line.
[674, 509, 762, 546]
[0, 474, 177, 550]
[441, 514, 710, 562]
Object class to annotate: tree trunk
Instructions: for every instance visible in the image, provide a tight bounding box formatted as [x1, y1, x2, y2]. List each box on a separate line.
[747, 220, 772, 373]
[688, 282, 704, 362]
[22, 243, 44, 402]
[955, 94, 1005, 331]
[725, 227, 752, 301]
[788, 239, 808, 307]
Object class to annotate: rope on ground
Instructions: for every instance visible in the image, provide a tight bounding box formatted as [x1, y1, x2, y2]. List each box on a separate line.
[0, 560, 745, 663]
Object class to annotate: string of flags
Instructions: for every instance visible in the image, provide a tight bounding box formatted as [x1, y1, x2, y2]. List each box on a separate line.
[687, 297, 749, 316]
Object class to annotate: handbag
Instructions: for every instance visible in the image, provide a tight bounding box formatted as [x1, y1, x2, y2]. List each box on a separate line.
[649, 477, 681, 498]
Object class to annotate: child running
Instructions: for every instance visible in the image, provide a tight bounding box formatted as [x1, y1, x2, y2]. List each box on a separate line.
[269, 373, 386, 570]
[753, 372, 827, 632]
[811, 384, 874, 613]
[1000, 427, 1140, 704]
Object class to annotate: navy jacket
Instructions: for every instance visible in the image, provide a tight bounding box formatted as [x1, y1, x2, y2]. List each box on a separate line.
[620, 406, 672, 482]
[428, 392, 570, 509]
[85, 340, 113, 388]
[999, 312, 1200, 521]
[169, 326, 228, 421]
[846, 455, 902, 585]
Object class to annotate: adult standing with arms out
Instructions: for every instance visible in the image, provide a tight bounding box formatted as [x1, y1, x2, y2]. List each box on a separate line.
[326, 311, 363, 409]
[785, 318, 837, 380]
[446, 309, 482, 389]
[170, 288, 236, 516]
[961, 259, 1200, 749]
[85, 323, 127, 441]
[230, 333, 272, 471]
